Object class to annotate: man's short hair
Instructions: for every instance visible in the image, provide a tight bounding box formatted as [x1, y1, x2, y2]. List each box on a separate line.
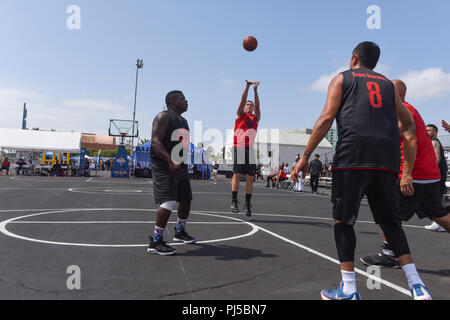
[315, 154, 320, 158]
[246, 100, 254, 106]
[427, 124, 439, 132]
[352, 41, 381, 70]
[165, 90, 183, 107]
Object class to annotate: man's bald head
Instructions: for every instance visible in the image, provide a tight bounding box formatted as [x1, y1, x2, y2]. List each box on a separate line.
[392, 80, 407, 101]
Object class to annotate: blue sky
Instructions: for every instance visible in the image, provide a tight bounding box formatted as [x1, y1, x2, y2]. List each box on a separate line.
[1, 0, 449, 146]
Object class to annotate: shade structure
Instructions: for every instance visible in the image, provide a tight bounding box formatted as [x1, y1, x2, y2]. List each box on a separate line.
[0, 128, 82, 153]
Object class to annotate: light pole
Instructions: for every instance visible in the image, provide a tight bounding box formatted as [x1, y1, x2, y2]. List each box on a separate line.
[22, 103, 27, 129]
[131, 59, 144, 154]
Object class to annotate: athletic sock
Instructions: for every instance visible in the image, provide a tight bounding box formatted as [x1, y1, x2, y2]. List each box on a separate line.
[382, 241, 395, 257]
[402, 263, 425, 289]
[245, 193, 252, 203]
[176, 218, 187, 233]
[341, 270, 357, 295]
[232, 191, 238, 201]
[152, 226, 165, 242]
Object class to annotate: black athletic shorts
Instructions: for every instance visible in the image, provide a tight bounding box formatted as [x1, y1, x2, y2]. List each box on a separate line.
[233, 147, 257, 176]
[332, 170, 401, 226]
[398, 181, 447, 221]
[152, 161, 192, 204]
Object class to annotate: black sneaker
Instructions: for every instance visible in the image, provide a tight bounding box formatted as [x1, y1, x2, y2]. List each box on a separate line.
[231, 200, 240, 213]
[244, 201, 252, 217]
[360, 253, 400, 268]
[147, 238, 177, 256]
[173, 228, 197, 244]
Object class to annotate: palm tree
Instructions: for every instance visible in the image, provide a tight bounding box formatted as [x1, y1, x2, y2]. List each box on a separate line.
[138, 138, 150, 146]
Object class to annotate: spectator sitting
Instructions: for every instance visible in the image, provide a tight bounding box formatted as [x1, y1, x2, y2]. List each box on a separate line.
[265, 166, 277, 188]
[51, 160, 62, 176]
[272, 164, 288, 189]
[16, 158, 27, 175]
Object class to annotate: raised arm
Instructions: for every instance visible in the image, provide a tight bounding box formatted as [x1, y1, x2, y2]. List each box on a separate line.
[292, 74, 343, 181]
[396, 93, 417, 196]
[237, 81, 253, 118]
[442, 120, 450, 133]
[254, 81, 261, 121]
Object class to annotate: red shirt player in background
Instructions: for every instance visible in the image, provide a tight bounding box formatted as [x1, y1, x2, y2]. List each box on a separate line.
[231, 80, 261, 217]
[361, 79, 450, 270]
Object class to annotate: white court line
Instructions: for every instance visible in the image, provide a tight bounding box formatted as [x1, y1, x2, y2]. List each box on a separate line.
[194, 191, 305, 197]
[193, 210, 426, 230]
[10, 221, 243, 225]
[0, 188, 66, 190]
[251, 223, 412, 297]
[0, 209, 258, 247]
[0, 207, 413, 297]
[0, 208, 428, 229]
[86, 178, 94, 182]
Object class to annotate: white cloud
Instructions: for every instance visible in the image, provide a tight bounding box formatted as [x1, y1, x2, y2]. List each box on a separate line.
[0, 85, 132, 135]
[310, 66, 347, 92]
[398, 68, 450, 101]
[310, 64, 391, 92]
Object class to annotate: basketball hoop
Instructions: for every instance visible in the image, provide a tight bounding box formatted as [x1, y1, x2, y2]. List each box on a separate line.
[120, 132, 128, 145]
[108, 119, 138, 147]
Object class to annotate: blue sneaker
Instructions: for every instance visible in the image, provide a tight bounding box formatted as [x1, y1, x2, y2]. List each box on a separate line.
[321, 282, 361, 300]
[411, 284, 432, 300]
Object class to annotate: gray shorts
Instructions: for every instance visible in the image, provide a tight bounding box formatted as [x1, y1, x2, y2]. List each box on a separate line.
[152, 162, 192, 204]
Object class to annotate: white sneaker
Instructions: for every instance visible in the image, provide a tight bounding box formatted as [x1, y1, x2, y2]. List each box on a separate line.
[411, 284, 432, 300]
[424, 221, 445, 232]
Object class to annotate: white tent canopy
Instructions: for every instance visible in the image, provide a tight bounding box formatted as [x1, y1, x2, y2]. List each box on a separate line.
[0, 128, 82, 153]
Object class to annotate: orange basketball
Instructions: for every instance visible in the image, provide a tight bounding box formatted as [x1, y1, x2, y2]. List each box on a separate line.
[243, 36, 258, 52]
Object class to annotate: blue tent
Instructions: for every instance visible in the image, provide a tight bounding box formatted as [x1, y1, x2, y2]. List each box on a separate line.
[189, 143, 210, 180]
[134, 141, 151, 168]
[134, 141, 210, 179]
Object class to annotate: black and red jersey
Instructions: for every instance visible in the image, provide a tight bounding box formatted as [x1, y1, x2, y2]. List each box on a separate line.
[234, 112, 259, 148]
[150, 109, 190, 167]
[332, 68, 400, 174]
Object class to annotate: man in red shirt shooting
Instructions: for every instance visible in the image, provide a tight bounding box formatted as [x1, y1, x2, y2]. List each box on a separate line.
[231, 80, 261, 217]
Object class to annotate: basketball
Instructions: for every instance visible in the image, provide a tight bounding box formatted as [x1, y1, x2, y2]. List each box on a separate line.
[243, 36, 258, 52]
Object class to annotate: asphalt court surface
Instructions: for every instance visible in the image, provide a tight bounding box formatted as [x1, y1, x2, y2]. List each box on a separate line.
[0, 175, 448, 300]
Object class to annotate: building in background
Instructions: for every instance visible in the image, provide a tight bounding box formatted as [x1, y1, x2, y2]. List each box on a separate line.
[289, 128, 338, 151]
[224, 130, 333, 169]
[289, 128, 313, 135]
[81, 133, 118, 151]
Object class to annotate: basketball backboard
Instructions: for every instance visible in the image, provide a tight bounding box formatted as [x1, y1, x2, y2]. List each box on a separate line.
[108, 119, 139, 138]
